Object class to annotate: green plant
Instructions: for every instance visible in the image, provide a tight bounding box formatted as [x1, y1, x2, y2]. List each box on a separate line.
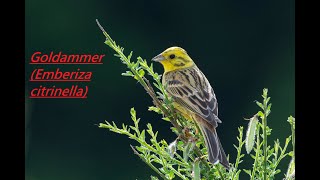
[96, 20, 295, 180]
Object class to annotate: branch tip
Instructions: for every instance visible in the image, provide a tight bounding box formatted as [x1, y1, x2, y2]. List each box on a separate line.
[130, 144, 139, 155]
[96, 19, 106, 33]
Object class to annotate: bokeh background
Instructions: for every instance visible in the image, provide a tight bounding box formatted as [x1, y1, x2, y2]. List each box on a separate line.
[25, 0, 294, 179]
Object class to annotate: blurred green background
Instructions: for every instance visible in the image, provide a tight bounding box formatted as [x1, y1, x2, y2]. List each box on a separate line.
[25, 0, 294, 179]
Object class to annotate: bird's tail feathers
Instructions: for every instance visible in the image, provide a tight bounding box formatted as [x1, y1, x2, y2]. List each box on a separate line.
[199, 126, 230, 169]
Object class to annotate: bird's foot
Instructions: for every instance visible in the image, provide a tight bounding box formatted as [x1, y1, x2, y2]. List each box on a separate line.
[182, 127, 199, 143]
[182, 127, 193, 139]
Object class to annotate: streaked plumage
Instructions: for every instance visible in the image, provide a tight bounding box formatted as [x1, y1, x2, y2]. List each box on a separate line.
[152, 47, 229, 169]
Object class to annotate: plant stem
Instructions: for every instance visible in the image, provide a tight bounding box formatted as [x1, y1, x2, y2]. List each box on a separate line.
[262, 114, 267, 180]
[251, 123, 260, 180]
[143, 77, 182, 132]
[275, 138, 291, 167]
[216, 165, 225, 180]
[130, 145, 168, 180]
[168, 165, 188, 180]
[291, 119, 295, 160]
[178, 133, 211, 170]
[234, 128, 244, 170]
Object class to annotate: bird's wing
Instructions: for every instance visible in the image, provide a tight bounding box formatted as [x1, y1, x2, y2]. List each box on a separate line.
[164, 67, 221, 128]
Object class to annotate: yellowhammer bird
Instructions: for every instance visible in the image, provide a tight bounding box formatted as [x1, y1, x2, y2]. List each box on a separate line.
[152, 47, 229, 169]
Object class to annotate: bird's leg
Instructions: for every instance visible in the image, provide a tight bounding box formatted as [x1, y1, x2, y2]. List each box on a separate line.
[182, 127, 199, 144]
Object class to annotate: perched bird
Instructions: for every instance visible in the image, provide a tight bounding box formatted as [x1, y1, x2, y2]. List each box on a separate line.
[152, 47, 229, 169]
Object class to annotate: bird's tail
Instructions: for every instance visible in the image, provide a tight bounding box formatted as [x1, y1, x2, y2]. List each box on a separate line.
[199, 126, 230, 169]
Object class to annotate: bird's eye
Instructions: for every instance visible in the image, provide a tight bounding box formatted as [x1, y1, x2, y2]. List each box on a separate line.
[169, 54, 175, 59]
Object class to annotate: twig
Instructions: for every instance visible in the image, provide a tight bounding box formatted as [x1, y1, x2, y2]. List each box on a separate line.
[142, 77, 181, 132]
[130, 145, 168, 180]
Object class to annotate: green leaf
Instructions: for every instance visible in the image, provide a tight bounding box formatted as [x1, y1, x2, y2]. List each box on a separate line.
[274, 139, 280, 156]
[276, 170, 282, 176]
[130, 108, 136, 119]
[285, 136, 292, 145]
[112, 121, 118, 128]
[162, 117, 171, 122]
[137, 56, 144, 63]
[166, 170, 175, 179]
[150, 63, 154, 72]
[154, 131, 158, 139]
[121, 71, 134, 77]
[121, 123, 127, 130]
[287, 116, 295, 129]
[129, 125, 137, 132]
[148, 106, 161, 114]
[234, 170, 241, 179]
[250, 154, 256, 159]
[98, 123, 110, 129]
[263, 88, 268, 98]
[150, 175, 159, 180]
[146, 123, 154, 136]
[127, 51, 133, 61]
[131, 61, 139, 69]
[267, 103, 272, 111]
[266, 109, 271, 117]
[170, 127, 179, 134]
[257, 111, 264, 119]
[177, 140, 184, 147]
[266, 126, 272, 136]
[135, 146, 148, 153]
[140, 130, 145, 141]
[245, 115, 259, 154]
[138, 69, 145, 77]
[288, 151, 294, 157]
[266, 97, 271, 104]
[256, 101, 264, 109]
[233, 144, 238, 150]
[153, 83, 160, 90]
[104, 39, 112, 46]
[243, 169, 251, 176]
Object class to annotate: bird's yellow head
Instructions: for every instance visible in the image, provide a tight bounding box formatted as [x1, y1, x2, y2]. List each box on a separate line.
[152, 47, 195, 72]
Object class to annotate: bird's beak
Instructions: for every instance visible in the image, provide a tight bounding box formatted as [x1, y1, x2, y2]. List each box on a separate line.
[151, 53, 165, 62]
